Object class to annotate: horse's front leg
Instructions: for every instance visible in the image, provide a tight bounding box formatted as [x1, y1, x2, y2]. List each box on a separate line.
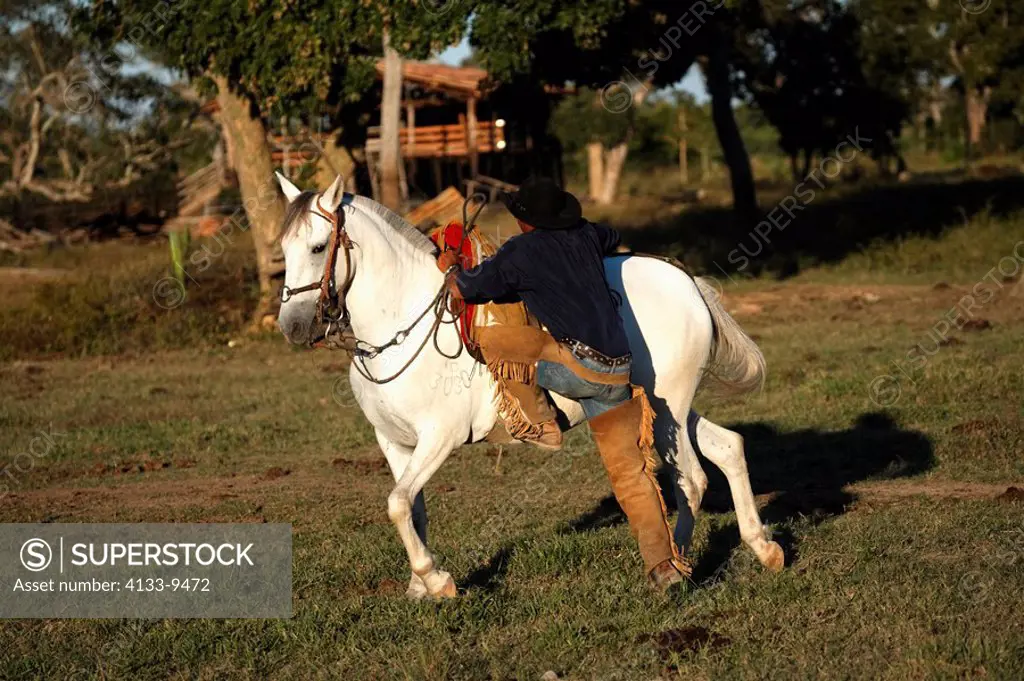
[376, 428, 460, 598]
[376, 431, 429, 599]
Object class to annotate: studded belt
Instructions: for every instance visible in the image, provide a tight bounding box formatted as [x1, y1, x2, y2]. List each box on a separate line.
[561, 338, 632, 369]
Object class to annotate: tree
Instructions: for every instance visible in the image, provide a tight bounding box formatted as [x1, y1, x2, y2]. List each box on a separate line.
[471, 0, 759, 218]
[83, 0, 469, 324]
[729, 0, 915, 177]
[1, 1, 200, 207]
[853, 0, 1024, 162]
[635, 91, 719, 185]
[549, 88, 635, 204]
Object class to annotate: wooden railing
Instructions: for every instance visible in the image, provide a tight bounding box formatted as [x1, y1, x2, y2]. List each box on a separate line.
[366, 122, 505, 158]
[268, 134, 324, 169]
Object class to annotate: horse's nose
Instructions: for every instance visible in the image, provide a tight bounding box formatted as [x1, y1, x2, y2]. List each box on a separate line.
[277, 314, 308, 344]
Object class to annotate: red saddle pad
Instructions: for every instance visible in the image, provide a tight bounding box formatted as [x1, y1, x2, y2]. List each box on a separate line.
[430, 222, 477, 348]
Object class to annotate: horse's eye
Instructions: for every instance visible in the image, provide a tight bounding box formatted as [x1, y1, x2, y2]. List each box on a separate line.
[312, 243, 327, 255]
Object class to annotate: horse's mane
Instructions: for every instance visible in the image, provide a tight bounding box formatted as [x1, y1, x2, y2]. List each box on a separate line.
[349, 195, 437, 256]
[280, 190, 436, 257]
[280, 190, 318, 241]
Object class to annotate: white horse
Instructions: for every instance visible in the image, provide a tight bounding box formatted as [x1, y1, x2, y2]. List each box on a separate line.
[276, 175, 784, 598]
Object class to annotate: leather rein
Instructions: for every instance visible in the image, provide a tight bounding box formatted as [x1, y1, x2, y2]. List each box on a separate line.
[279, 195, 468, 385]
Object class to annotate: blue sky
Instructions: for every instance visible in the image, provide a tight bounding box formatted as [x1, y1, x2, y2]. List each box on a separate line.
[436, 38, 710, 102]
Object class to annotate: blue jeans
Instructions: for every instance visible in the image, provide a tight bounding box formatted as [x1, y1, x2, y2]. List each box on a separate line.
[536, 355, 632, 420]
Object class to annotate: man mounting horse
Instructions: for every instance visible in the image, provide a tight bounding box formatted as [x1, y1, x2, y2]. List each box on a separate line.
[437, 177, 688, 589]
[275, 172, 783, 600]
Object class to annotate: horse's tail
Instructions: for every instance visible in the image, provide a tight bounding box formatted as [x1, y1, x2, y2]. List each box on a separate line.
[694, 276, 766, 397]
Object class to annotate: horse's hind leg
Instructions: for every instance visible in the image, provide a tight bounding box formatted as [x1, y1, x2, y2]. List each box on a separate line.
[691, 413, 784, 571]
[655, 410, 707, 555]
[376, 429, 458, 598]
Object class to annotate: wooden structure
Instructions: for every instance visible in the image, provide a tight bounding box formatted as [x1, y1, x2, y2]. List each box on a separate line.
[404, 186, 465, 231]
[191, 60, 563, 218]
[366, 121, 505, 160]
[367, 61, 517, 201]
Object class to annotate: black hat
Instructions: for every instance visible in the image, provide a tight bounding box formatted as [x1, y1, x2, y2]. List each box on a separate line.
[499, 177, 582, 230]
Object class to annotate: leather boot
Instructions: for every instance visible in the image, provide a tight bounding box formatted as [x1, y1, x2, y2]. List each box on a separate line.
[588, 393, 690, 587]
[503, 381, 562, 450]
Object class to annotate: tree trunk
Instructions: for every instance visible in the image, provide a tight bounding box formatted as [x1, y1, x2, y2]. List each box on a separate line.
[701, 45, 758, 221]
[597, 141, 629, 205]
[586, 142, 604, 201]
[678, 107, 689, 185]
[213, 75, 285, 328]
[379, 30, 403, 212]
[679, 139, 689, 186]
[965, 84, 990, 157]
[314, 133, 357, 192]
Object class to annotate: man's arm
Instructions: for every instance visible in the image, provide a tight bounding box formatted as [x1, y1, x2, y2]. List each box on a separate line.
[436, 243, 521, 304]
[592, 222, 624, 254]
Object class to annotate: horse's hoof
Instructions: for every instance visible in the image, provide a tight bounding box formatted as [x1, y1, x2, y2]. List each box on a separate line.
[405, 574, 429, 600]
[426, 571, 458, 599]
[761, 541, 785, 572]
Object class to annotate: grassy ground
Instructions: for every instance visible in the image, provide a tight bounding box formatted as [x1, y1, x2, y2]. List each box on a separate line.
[1, 172, 1024, 679]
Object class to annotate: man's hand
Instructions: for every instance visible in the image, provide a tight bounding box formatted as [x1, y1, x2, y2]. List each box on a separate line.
[436, 249, 461, 273]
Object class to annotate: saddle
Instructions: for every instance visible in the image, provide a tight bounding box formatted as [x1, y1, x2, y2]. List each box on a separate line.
[429, 222, 534, 360]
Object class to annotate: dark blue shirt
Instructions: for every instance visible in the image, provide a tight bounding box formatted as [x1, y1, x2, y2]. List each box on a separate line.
[455, 222, 630, 358]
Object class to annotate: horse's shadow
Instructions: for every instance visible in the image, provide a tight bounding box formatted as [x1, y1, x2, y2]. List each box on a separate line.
[561, 411, 935, 582]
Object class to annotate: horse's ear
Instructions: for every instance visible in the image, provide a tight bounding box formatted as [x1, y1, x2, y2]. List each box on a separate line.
[276, 171, 302, 203]
[322, 174, 346, 212]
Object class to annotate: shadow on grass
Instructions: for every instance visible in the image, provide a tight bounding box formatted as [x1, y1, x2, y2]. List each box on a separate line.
[462, 545, 515, 593]
[621, 173, 1024, 278]
[563, 412, 934, 582]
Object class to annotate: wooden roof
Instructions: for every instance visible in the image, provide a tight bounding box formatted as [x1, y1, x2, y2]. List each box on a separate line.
[375, 60, 490, 99]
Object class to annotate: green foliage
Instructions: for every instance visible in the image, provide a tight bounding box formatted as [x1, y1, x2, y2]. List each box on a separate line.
[729, 0, 911, 166]
[852, 0, 1024, 154]
[168, 229, 191, 292]
[548, 87, 633, 150]
[471, 0, 714, 89]
[84, 0, 471, 119]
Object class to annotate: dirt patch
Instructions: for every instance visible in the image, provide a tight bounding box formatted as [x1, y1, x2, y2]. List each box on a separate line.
[0, 267, 71, 283]
[724, 282, 1024, 327]
[641, 626, 730, 663]
[996, 487, 1024, 504]
[0, 468, 366, 522]
[748, 480, 1024, 512]
[91, 457, 175, 476]
[951, 418, 1000, 436]
[847, 481, 1023, 503]
[332, 457, 388, 475]
[962, 319, 992, 332]
[375, 578, 405, 596]
[261, 467, 291, 481]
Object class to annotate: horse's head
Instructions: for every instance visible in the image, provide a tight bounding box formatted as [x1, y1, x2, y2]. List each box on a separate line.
[275, 173, 352, 346]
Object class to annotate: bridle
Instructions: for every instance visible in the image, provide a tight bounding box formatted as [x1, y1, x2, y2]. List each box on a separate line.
[279, 195, 354, 337]
[279, 193, 487, 385]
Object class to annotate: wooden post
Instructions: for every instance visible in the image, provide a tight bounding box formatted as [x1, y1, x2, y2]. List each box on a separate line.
[407, 103, 416, 158]
[467, 96, 479, 179]
[405, 102, 417, 191]
[366, 150, 381, 202]
[431, 156, 443, 195]
[379, 29, 403, 211]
